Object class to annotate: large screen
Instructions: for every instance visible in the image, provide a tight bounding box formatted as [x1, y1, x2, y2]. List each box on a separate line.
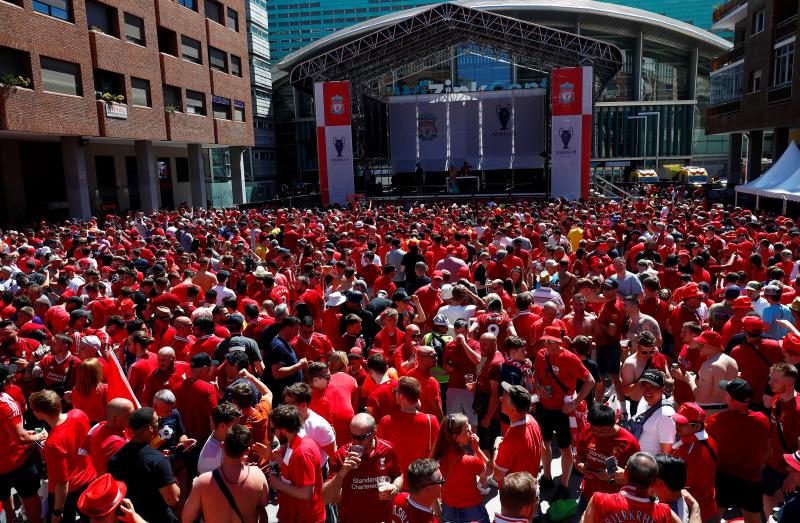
[389, 89, 545, 173]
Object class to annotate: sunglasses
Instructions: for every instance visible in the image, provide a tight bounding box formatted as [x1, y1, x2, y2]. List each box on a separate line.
[351, 431, 374, 441]
[418, 479, 445, 489]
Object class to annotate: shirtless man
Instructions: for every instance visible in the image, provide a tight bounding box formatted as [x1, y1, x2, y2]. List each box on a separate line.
[562, 294, 596, 339]
[671, 330, 738, 411]
[622, 295, 662, 354]
[621, 331, 671, 416]
[182, 424, 269, 523]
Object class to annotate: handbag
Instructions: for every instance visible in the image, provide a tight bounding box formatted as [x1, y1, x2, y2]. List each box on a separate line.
[622, 400, 662, 440]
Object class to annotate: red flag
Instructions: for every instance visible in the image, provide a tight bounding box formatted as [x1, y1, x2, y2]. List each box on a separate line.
[105, 347, 141, 409]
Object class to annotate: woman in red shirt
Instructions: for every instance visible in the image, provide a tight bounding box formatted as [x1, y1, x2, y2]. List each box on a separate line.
[69, 358, 108, 424]
[431, 413, 492, 523]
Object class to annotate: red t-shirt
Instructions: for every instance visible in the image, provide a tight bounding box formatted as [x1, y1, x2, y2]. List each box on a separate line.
[174, 377, 219, 441]
[43, 409, 97, 492]
[377, 411, 439, 481]
[140, 361, 190, 406]
[575, 426, 640, 498]
[442, 338, 480, 389]
[512, 312, 540, 353]
[188, 335, 224, 358]
[373, 327, 406, 357]
[769, 394, 800, 473]
[596, 298, 625, 345]
[706, 408, 769, 481]
[439, 449, 485, 507]
[329, 439, 401, 523]
[293, 333, 334, 362]
[310, 373, 357, 447]
[672, 434, 718, 520]
[390, 492, 439, 523]
[494, 415, 543, 481]
[474, 313, 512, 347]
[591, 489, 673, 523]
[84, 420, 130, 474]
[72, 383, 108, 423]
[368, 379, 400, 422]
[127, 353, 158, 399]
[730, 339, 782, 402]
[533, 348, 589, 410]
[277, 435, 325, 523]
[39, 353, 81, 389]
[0, 392, 29, 473]
[407, 368, 442, 417]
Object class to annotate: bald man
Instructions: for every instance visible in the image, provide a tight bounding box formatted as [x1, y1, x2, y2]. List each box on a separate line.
[408, 346, 444, 420]
[475, 332, 504, 450]
[141, 347, 190, 406]
[84, 398, 135, 474]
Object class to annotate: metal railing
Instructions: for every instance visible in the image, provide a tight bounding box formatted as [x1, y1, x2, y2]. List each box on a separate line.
[591, 174, 639, 200]
[712, 0, 748, 23]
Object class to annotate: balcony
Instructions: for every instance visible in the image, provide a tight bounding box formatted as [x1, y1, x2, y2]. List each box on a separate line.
[165, 110, 215, 143]
[709, 61, 743, 107]
[767, 84, 792, 104]
[712, 42, 745, 71]
[775, 16, 798, 42]
[712, 0, 748, 31]
[96, 100, 167, 140]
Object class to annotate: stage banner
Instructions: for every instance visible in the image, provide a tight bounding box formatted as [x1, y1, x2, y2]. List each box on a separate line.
[550, 66, 593, 200]
[314, 81, 354, 205]
[449, 97, 480, 169]
[417, 100, 448, 171]
[480, 91, 513, 170]
[512, 91, 546, 168]
[389, 98, 418, 173]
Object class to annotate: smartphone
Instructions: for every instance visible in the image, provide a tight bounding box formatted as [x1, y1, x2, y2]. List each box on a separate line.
[604, 457, 618, 478]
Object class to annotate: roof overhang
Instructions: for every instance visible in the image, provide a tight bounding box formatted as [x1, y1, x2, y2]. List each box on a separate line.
[285, 3, 623, 97]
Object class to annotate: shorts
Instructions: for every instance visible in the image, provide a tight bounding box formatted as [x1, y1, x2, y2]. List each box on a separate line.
[534, 407, 571, 449]
[715, 471, 763, 513]
[0, 454, 41, 500]
[761, 464, 788, 497]
[597, 343, 621, 376]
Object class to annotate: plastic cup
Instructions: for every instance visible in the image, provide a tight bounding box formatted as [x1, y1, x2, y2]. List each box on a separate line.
[465, 374, 475, 385]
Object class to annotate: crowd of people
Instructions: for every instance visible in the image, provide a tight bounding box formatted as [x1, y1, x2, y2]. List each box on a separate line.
[0, 196, 800, 522]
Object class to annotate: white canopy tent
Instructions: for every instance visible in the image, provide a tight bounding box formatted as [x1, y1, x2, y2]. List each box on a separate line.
[736, 141, 800, 212]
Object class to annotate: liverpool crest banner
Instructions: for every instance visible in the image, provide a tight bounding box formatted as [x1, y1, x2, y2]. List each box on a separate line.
[314, 81, 354, 205]
[550, 66, 592, 200]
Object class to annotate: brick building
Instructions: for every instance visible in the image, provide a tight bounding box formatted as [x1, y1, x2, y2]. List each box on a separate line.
[0, 0, 254, 222]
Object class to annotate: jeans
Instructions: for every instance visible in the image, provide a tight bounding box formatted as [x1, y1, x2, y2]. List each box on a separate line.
[441, 503, 491, 523]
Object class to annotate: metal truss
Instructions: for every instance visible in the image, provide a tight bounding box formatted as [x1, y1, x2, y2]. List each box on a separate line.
[288, 3, 623, 97]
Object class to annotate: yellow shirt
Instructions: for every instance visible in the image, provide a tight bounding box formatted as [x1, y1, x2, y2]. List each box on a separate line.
[567, 228, 584, 251]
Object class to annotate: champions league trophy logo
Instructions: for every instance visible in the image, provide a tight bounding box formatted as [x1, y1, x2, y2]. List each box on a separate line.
[496, 104, 511, 130]
[559, 127, 573, 149]
[417, 112, 437, 141]
[330, 95, 344, 115]
[559, 82, 575, 105]
[333, 137, 345, 158]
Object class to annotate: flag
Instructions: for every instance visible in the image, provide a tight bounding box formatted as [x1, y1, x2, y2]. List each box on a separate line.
[105, 346, 140, 408]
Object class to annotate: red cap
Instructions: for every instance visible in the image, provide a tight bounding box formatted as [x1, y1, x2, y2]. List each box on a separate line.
[785, 451, 800, 473]
[783, 333, 800, 355]
[540, 335, 562, 343]
[77, 474, 127, 517]
[731, 296, 753, 311]
[119, 298, 135, 312]
[694, 330, 722, 350]
[672, 402, 707, 424]
[543, 325, 562, 338]
[63, 265, 79, 272]
[678, 250, 691, 257]
[431, 271, 444, 280]
[680, 282, 704, 300]
[348, 347, 364, 359]
[741, 315, 766, 332]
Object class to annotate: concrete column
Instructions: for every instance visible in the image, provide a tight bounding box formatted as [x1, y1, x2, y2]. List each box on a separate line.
[0, 141, 27, 222]
[188, 143, 207, 209]
[135, 140, 159, 213]
[633, 30, 644, 102]
[230, 146, 246, 205]
[113, 154, 130, 211]
[747, 130, 764, 181]
[728, 133, 743, 187]
[689, 47, 699, 100]
[61, 136, 92, 219]
[773, 127, 790, 160]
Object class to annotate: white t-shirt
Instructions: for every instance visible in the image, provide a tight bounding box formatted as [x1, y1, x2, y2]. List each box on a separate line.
[635, 397, 676, 456]
[197, 435, 224, 476]
[212, 285, 236, 305]
[437, 305, 477, 335]
[299, 410, 336, 465]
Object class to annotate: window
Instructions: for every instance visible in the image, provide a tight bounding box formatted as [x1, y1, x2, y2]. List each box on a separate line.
[131, 77, 151, 107]
[157, 27, 177, 56]
[33, 0, 71, 21]
[234, 101, 245, 122]
[40, 56, 81, 96]
[162, 84, 181, 110]
[209, 46, 227, 73]
[753, 10, 765, 34]
[226, 8, 239, 32]
[181, 35, 201, 64]
[124, 13, 145, 45]
[774, 41, 795, 87]
[93, 69, 124, 98]
[178, 0, 196, 11]
[231, 55, 242, 77]
[204, 0, 223, 24]
[0, 46, 31, 88]
[185, 89, 206, 115]
[175, 157, 190, 182]
[212, 96, 231, 119]
[749, 69, 762, 92]
[86, 0, 116, 35]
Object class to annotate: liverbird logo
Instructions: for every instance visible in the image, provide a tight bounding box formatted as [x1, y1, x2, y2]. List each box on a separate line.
[417, 112, 438, 141]
[330, 95, 345, 115]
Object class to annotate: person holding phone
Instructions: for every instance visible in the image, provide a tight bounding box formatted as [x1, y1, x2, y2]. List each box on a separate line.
[574, 405, 640, 515]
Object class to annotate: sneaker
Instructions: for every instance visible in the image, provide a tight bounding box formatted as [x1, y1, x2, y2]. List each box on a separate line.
[539, 475, 555, 489]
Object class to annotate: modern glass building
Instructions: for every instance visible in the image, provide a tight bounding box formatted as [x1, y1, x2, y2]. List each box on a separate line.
[272, 0, 731, 189]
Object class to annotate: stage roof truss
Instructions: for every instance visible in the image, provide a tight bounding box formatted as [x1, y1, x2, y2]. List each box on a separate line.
[288, 3, 623, 98]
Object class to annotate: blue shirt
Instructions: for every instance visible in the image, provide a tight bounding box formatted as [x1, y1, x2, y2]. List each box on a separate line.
[762, 303, 793, 339]
[266, 335, 302, 404]
[610, 271, 643, 297]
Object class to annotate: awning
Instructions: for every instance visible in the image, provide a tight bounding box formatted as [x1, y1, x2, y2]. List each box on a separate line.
[736, 141, 800, 202]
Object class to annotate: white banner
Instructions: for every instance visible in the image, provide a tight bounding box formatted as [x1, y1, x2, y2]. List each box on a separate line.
[323, 125, 355, 205]
[551, 114, 584, 200]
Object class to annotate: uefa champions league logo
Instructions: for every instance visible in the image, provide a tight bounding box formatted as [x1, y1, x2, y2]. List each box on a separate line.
[559, 127, 573, 149]
[330, 95, 345, 115]
[417, 112, 437, 141]
[333, 137, 345, 158]
[496, 105, 511, 131]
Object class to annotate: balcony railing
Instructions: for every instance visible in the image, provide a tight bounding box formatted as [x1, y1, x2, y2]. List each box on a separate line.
[712, 42, 745, 71]
[713, 0, 748, 23]
[775, 15, 798, 41]
[768, 84, 792, 104]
